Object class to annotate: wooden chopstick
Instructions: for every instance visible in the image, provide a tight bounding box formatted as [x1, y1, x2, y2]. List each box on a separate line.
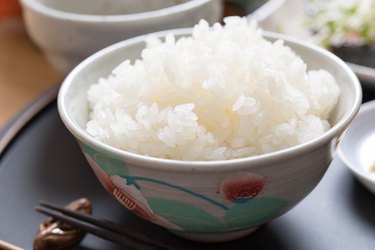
[38, 200, 142, 241]
[35, 203, 167, 250]
[39, 200, 173, 247]
[0, 240, 24, 250]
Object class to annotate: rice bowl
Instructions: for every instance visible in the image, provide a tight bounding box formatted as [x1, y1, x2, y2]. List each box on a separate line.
[57, 18, 361, 242]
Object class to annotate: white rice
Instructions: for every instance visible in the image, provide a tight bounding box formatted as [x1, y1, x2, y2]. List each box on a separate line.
[86, 16, 340, 161]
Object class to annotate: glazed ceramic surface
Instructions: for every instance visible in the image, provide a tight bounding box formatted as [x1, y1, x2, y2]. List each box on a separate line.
[57, 29, 362, 242]
[338, 100, 375, 195]
[20, 0, 223, 75]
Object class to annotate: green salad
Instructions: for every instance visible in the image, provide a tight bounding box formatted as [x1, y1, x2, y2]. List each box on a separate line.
[306, 0, 375, 47]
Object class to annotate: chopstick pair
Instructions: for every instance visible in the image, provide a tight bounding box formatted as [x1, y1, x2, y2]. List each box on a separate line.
[35, 201, 182, 250]
[0, 240, 24, 250]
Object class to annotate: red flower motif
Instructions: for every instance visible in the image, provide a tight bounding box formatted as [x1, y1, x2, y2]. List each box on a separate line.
[83, 153, 181, 230]
[219, 172, 266, 201]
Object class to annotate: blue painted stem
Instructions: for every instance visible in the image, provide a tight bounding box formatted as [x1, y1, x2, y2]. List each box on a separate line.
[125, 175, 229, 211]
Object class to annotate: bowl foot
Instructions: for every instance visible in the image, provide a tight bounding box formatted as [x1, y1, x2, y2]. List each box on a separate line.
[169, 226, 260, 243]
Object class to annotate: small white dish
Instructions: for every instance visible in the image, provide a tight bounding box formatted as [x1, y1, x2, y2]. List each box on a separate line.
[337, 100, 375, 194]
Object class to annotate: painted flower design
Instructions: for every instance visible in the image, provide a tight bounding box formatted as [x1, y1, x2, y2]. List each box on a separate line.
[110, 175, 155, 219]
[83, 151, 180, 230]
[219, 172, 266, 203]
[110, 175, 181, 230]
[83, 153, 152, 219]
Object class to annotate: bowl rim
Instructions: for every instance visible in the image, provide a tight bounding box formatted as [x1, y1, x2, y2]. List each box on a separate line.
[20, 0, 214, 23]
[337, 100, 375, 183]
[58, 28, 362, 172]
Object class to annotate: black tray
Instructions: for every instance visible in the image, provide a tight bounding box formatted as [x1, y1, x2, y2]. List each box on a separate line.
[1, 86, 375, 250]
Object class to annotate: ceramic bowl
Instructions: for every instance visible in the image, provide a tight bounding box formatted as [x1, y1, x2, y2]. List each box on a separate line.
[57, 29, 362, 242]
[19, 0, 223, 75]
[337, 100, 375, 194]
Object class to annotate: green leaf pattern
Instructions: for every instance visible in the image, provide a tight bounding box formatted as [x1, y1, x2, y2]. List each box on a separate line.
[82, 143, 128, 176]
[148, 198, 227, 233]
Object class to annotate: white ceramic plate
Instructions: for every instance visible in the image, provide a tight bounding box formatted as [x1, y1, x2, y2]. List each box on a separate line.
[337, 100, 375, 195]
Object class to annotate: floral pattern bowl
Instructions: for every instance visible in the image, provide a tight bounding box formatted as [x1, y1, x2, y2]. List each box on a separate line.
[57, 28, 362, 242]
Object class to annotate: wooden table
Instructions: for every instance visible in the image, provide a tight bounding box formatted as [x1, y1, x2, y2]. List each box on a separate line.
[0, 19, 62, 129]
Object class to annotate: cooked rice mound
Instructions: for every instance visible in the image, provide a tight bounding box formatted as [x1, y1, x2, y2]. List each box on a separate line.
[86, 16, 340, 161]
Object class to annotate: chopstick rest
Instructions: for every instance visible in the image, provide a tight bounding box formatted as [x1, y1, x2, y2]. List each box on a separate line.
[35, 200, 188, 250]
[33, 198, 92, 250]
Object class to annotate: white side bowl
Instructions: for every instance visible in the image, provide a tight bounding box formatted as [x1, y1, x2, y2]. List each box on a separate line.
[337, 100, 375, 194]
[20, 0, 223, 75]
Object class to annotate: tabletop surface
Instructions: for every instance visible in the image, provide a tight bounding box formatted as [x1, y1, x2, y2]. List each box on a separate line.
[0, 19, 61, 129]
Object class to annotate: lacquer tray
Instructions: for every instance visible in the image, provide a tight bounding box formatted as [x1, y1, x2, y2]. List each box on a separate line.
[1, 86, 375, 249]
